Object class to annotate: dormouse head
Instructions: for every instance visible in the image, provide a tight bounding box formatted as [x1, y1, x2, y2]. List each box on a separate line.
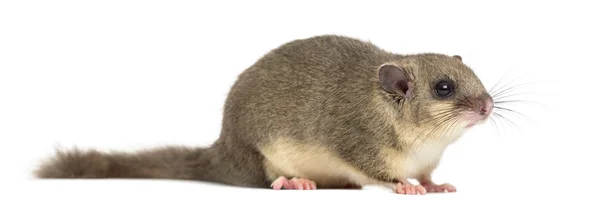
[378, 53, 493, 133]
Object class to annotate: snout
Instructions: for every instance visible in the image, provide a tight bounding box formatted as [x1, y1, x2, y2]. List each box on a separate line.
[464, 93, 494, 128]
[477, 93, 494, 117]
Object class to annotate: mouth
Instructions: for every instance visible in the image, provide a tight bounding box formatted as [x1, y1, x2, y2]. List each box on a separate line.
[463, 112, 490, 128]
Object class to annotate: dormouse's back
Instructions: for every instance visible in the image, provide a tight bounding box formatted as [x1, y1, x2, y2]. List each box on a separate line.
[231, 35, 395, 101]
[222, 35, 396, 140]
[262, 35, 393, 79]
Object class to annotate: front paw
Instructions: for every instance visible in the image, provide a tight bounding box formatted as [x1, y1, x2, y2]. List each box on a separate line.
[394, 183, 427, 195]
[420, 183, 456, 193]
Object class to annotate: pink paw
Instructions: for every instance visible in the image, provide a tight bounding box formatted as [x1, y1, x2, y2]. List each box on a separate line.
[270, 176, 317, 190]
[395, 183, 426, 195]
[421, 183, 456, 193]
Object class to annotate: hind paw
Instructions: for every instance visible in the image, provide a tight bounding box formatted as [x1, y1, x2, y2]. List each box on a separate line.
[270, 176, 317, 190]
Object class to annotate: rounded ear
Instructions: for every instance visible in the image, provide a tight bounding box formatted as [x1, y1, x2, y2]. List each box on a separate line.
[378, 64, 414, 99]
[453, 55, 462, 61]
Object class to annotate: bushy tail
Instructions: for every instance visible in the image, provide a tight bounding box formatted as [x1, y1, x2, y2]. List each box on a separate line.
[34, 146, 213, 180]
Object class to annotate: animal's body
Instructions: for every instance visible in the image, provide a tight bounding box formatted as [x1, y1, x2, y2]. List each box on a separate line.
[35, 35, 493, 194]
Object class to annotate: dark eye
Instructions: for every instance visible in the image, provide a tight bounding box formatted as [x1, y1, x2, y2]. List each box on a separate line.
[435, 81, 454, 97]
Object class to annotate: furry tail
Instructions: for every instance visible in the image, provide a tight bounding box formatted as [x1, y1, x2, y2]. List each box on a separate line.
[34, 146, 213, 180]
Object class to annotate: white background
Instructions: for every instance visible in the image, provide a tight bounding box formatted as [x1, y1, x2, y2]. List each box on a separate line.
[1, 0, 598, 205]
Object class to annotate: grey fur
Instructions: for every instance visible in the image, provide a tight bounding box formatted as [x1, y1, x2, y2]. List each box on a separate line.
[34, 35, 490, 190]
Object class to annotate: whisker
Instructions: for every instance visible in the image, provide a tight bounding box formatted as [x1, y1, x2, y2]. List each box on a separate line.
[410, 112, 459, 154]
[491, 112, 506, 136]
[487, 68, 515, 95]
[488, 114, 501, 139]
[493, 111, 524, 135]
[494, 99, 548, 108]
[419, 110, 458, 125]
[493, 108, 532, 131]
[434, 116, 462, 146]
[491, 81, 541, 99]
[413, 112, 462, 153]
[464, 96, 474, 106]
[442, 117, 462, 143]
[492, 92, 540, 102]
[489, 73, 534, 97]
[493, 105, 530, 121]
[414, 114, 454, 137]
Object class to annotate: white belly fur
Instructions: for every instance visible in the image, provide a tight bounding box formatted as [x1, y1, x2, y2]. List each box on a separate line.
[402, 141, 448, 177]
[259, 138, 385, 187]
[260, 134, 455, 187]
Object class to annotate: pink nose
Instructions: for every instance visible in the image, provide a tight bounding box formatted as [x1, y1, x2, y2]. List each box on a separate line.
[478, 94, 493, 116]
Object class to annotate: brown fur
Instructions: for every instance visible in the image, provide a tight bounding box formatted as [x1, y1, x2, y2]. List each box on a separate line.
[34, 35, 490, 190]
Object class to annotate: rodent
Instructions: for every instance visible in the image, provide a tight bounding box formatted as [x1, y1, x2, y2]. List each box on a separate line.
[34, 35, 494, 195]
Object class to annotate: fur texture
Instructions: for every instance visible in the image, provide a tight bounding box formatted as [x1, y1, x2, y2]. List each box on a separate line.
[34, 35, 490, 190]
